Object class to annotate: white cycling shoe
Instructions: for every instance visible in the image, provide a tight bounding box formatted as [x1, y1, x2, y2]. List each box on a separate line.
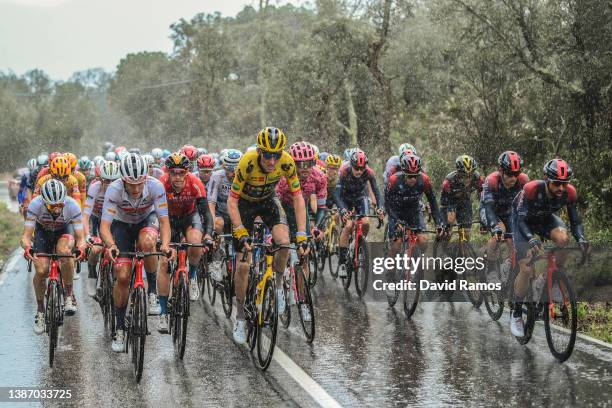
[111, 330, 125, 353]
[233, 319, 247, 344]
[510, 315, 525, 337]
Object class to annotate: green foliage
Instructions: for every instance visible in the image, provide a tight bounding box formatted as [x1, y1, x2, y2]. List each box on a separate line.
[0, 203, 22, 263]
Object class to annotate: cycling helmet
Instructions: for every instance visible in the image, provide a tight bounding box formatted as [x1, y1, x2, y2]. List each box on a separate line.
[350, 149, 368, 168]
[103, 141, 114, 151]
[398, 143, 417, 155]
[142, 154, 154, 165]
[180, 145, 198, 161]
[455, 154, 477, 173]
[49, 152, 62, 162]
[50, 157, 71, 178]
[27, 158, 38, 172]
[77, 158, 93, 171]
[325, 154, 342, 167]
[319, 152, 330, 162]
[41, 179, 67, 205]
[197, 154, 216, 170]
[257, 127, 287, 152]
[311, 144, 320, 160]
[222, 149, 242, 170]
[166, 152, 191, 170]
[80, 155, 90, 162]
[37, 154, 49, 166]
[93, 155, 105, 166]
[498, 151, 523, 172]
[129, 147, 141, 154]
[104, 151, 117, 161]
[161, 149, 171, 159]
[117, 150, 129, 161]
[343, 148, 354, 161]
[114, 146, 127, 154]
[246, 144, 258, 153]
[289, 142, 316, 162]
[120, 153, 148, 184]
[63, 153, 78, 171]
[151, 148, 163, 160]
[100, 160, 121, 180]
[197, 147, 208, 156]
[544, 159, 572, 182]
[399, 153, 422, 175]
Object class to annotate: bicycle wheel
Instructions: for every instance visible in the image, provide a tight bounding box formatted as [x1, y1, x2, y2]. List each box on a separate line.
[316, 239, 327, 274]
[220, 257, 234, 319]
[327, 225, 340, 279]
[463, 243, 483, 307]
[296, 266, 315, 343]
[206, 266, 216, 306]
[131, 287, 147, 383]
[306, 240, 318, 287]
[173, 273, 189, 360]
[256, 277, 278, 370]
[403, 246, 423, 319]
[341, 257, 352, 291]
[46, 280, 60, 368]
[433, 239, 454, 300]
[544, 270, 577, 362]
[197, 257, 206, 304]
[483, 258, 504, 321]
[279, 271, 291, 329]
[354, 237, 369, 297]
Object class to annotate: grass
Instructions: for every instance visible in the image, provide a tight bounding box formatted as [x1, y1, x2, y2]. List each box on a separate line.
[0, 202, 22, 266]
[577, 302, 612, 344]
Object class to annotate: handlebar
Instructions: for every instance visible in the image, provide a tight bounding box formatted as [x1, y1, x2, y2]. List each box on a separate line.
[527, 244, 590, 267]
[120, 251, 169, 259]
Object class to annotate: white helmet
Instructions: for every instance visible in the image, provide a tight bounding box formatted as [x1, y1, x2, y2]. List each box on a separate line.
[142, 154, 154, 165]
[104, 151, 116, 161]
[120, 153, 148, 184]
[27, 158, 38, 171]
[117, 150, 129, 161]
[93, 155, 105, 166]
[151, 148, 163, 160]
[222, 149, 242, 169]
[398, 143, 417, 155]
[100, 160, 121, 180]
[41, 179, 67, 205]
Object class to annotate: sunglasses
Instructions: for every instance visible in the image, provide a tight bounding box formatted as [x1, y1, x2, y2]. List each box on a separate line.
[169, 169, 187, 177]
[46, 203, 64, 211]
[352, 166, 366, 172]
[504, 171, 521, 177]
[261, 151, 282, 161]
[406, 174, 419, 179]
[296, 160, 315, 170]
[550, 181, 568, 187]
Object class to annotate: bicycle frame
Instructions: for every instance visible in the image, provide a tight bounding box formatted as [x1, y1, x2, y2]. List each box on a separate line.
[256, 252, 275, 325]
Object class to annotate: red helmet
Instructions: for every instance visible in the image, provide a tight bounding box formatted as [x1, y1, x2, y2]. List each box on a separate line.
[114, 146, 126, 154]
[544, 159, 572, 182]
[49, 151, 62, 162]
[498, 151, 523, 172]
[289, 142, 315, 162]
[197, 154, 216, 170]
[399, 153, 422, 175]
[350, 149, 368, 168]
[180, 145, 198, 161]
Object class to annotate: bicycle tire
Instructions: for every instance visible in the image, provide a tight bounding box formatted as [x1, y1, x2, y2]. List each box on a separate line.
[131, 287, 147, 383]
[328, 226, 339, 279]
[206, 271, 216, 305]
[403, 246, 423, 319]
[174, 273, 189, 360]
[354, 237, 369, 297]
[296, 266, 315, 342]
[256, 277, 278, 370]
[220, 258, 234, 319]
[483, 258, 504, 321]
[341, 258, 352, 290]
[544, 270, 577, 362]
[308, 240, 318, 287]
[279, 272, 291, 329]
[463, 243, 483, 308]
[316, 239, 327, 273]
[47, 280, 60, 368]
[197, 257, 206, 304]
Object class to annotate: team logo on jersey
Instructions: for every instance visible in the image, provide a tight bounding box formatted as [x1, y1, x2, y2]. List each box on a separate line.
[281, 163, 292, 172]
[291, 180, 300, 189]
[236, 169, 244, 183]
[246, 162, 254, 174]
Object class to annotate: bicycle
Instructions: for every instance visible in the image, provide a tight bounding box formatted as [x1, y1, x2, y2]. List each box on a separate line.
[168, 241, 210, 360]
[241, 241, 292, 370]
[36, 250, 77, 368]
[339, 213, 383, 297]
[279, 245, 316, 342]
[91, 242, 115, 336]
[386, 221, 437, 319]
[196, 239, 215, 306]
[120, 250, 166, 382]
[318, 208, 340, 279]
[482, 232, 514, 321]
[508, 244, 587, 362]
[212, 233, 236, 319]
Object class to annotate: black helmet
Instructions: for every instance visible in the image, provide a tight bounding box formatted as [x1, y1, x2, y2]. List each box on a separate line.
[543, 159, 572, 182]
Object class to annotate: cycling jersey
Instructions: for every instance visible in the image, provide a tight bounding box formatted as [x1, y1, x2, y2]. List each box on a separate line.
[276, 165, 327, 208]
[512, 180, 584, 243]
[208, 169, 232, 216]
[383, 155, 401, 185]
[482, 171, 529, 228]
[385, 172, 441, 225]
[230, 150, 301, 202]
[25, 196, 82, 232]
[160, 172, 206, 217]
[335, 162, 381, 212]
[101, 176, 168, 224]
[440, 171, 484, 207]
[34, 174, 81, 203]
[83, 180, 107, 218]
[73, 170, 87, 205]
[150, 166, 164, 180]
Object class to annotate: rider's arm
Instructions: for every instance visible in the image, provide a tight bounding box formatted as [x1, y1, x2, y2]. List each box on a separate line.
[440, 177, 452, 226]
[566, 185, 586, 242]
[293, 193, 307, 234]
[207, 172, 219, 219]
[67, 199, 85, 248]
[82, 182, 99, 238]
[482, 176, 499, 228]
[384, 174, 401, 220]
[100, 184, 118, 247]
[423, 175, 442, 225]
[514, 188, 535, 241]
[366, 168, 382, 210]
[196, 197, 214, 236]
[21, 199, 39, 248]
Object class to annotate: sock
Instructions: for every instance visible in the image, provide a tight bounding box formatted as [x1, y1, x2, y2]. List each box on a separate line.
[116, 307, 126, 330]
[236, 299, 245, 320]
[189, 263, 198, 280]
[513, 296, 523, 318]
[88, 261, 97, 279]
[37, 300, 44, 313]
[65, 284, 73, 297]
[159, 296, 168, 315]
[146, 272, 157, 294]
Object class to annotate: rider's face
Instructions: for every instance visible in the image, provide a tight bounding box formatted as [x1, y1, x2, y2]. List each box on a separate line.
[169, 169, 187, 190]
[548, 181, 567, 198]
[125, 181, 145, 198]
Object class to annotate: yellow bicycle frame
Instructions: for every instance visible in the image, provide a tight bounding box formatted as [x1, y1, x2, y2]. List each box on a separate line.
[325, 211, 338, 251]
[255, 252, 275, 325]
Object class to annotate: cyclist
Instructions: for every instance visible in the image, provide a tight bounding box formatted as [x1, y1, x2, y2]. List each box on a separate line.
[336, 149, 384, 277]
[208, 150, 242, 234]
[482, 151, 529, 263]
[180, 144, 199, 172]
[99, 153, 173, 352]
[34, 157, 81, 204]
[197, 154, 216, 187]
[64, 153, 87, 208]
[509, 159, 587, 337]
[143, 154, 164, 179]
[228, 127, 307, 344]
[18, 159, 37, 218]
[78, 157, 95, 185]
[151, 148, 164, 165]
[156, 152, 213, 331]
[440, 155, 484, 239]
[22, 179, 86, 333]
[82, 160, 121, 297]
[383, 143, 417, 185]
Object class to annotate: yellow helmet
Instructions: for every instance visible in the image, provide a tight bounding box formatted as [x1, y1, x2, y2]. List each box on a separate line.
[257, 127, 287, 152]
[325, 154, 342, 168]
[455, 154, 477, 173]
[50, 157, 72, 178]
[64, 152, 78, 170]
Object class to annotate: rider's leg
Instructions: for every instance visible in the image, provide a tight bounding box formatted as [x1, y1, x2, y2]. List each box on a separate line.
[57, 234, 75, 298]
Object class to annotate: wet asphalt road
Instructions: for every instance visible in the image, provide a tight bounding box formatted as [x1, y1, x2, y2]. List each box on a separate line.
[0, 189, 611, 407]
